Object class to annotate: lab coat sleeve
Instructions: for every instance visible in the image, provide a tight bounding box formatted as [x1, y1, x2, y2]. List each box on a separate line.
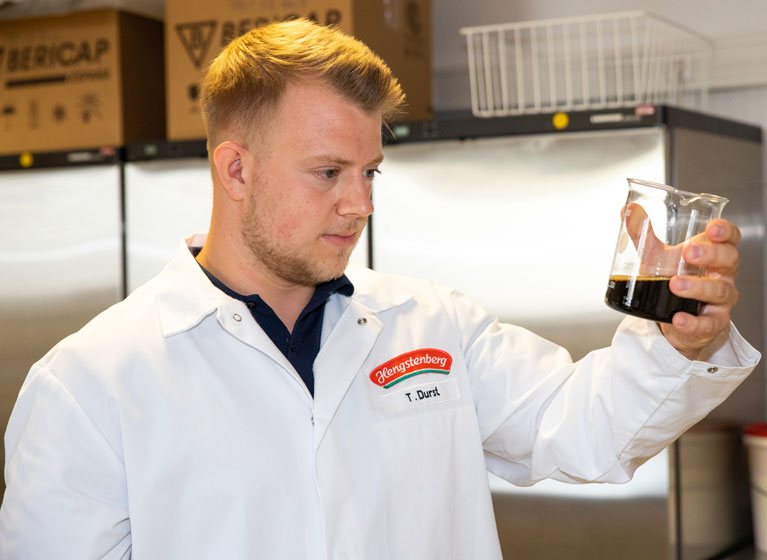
[0, 365, 131, 559]
[439, 288, 760, 487]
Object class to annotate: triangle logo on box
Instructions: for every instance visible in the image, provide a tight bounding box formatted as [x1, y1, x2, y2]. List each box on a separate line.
[175, 21, 218, 69]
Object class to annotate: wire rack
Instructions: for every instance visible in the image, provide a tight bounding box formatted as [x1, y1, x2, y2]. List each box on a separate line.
[460, 11, 714, 117]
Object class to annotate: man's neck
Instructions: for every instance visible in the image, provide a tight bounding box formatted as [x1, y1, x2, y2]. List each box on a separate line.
[195, 243, 314, 333]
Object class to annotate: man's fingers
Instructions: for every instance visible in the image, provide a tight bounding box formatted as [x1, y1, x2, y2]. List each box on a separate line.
[670, 276, 738, 307]
[652, 220, 741, 357]
[669, 310, 725, 339]
[682, 239, 740, 272]
[706, 218, 742, 245]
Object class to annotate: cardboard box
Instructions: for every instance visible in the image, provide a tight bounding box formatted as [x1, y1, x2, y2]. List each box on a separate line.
[0, 0, 164, 21]
[165, 0, 431, 141]
[0, 9, 165, 155]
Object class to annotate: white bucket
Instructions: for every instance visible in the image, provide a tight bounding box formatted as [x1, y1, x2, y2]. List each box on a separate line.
[744, 423, 767, 553]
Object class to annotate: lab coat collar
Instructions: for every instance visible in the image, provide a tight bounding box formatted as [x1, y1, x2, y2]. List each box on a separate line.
[154, 234, 223, 338]
[154, 236, 305, 395]
[345, 264, 414, 313]
[155, 235, 415, 338]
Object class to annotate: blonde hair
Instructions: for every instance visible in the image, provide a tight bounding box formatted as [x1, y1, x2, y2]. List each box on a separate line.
[200, 18, 406, 149]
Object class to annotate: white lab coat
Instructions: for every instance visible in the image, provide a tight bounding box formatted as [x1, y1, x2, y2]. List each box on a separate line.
[0, 234, 760, 559]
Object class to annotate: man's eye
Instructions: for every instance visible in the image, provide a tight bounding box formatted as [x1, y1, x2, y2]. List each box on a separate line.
[317, 169, 339, 180]
[364, 168, 381, 179]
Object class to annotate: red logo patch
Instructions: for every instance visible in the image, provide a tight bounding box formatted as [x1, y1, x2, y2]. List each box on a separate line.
[369, 348, 452, 388]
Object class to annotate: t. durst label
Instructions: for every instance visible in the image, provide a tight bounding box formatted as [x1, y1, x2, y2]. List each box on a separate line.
[381, 378, 460, 413]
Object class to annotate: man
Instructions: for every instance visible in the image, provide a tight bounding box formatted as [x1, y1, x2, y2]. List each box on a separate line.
[0, 18, 759, 559]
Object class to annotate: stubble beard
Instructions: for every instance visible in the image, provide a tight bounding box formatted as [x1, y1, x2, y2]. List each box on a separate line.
[240, 210, 359, 287]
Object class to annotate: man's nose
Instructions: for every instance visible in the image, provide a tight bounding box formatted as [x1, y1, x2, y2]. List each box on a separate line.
[337, 174, 374, 217]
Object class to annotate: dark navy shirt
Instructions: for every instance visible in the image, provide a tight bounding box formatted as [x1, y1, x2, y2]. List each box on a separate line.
[192, 250, 353, 397]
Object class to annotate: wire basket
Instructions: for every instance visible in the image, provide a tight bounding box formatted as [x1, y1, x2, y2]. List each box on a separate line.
[460, 11, 713, 117]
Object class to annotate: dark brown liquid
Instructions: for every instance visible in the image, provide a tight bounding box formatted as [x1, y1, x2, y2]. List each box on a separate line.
[605, 275, 701, 323]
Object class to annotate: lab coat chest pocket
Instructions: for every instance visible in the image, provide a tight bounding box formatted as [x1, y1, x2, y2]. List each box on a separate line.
[369, 366, 477, 459]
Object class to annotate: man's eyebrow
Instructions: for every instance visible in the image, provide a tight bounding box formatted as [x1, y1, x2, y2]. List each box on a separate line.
[306, 154, 384, 166]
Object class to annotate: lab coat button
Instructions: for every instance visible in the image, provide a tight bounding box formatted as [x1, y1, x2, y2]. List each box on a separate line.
[357, 317, 367, 325]
[233, 313, 242, 322]
[707, 366, 718, 374]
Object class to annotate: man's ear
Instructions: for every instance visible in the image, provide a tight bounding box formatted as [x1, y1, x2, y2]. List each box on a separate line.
[212, 141, 249, 201]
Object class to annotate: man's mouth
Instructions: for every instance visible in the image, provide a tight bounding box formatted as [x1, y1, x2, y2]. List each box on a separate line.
[321, 231, 359, 247]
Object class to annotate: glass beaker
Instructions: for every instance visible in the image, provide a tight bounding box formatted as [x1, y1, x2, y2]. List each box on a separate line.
[605, 178, 729, 323]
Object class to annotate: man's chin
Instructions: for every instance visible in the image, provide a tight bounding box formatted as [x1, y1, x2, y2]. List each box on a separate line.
[279, 256, 351, 286]
[314, 263, 351, 284]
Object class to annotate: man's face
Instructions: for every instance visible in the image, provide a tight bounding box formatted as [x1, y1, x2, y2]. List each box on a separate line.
[239, 80, 382, 286]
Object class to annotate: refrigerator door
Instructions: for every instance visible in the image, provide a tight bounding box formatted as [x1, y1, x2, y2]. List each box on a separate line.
[125, 159, 370, 293]
[0, 165, 123, 498]
[125, 160, 212, 293]
[375, 127, 672, 559]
